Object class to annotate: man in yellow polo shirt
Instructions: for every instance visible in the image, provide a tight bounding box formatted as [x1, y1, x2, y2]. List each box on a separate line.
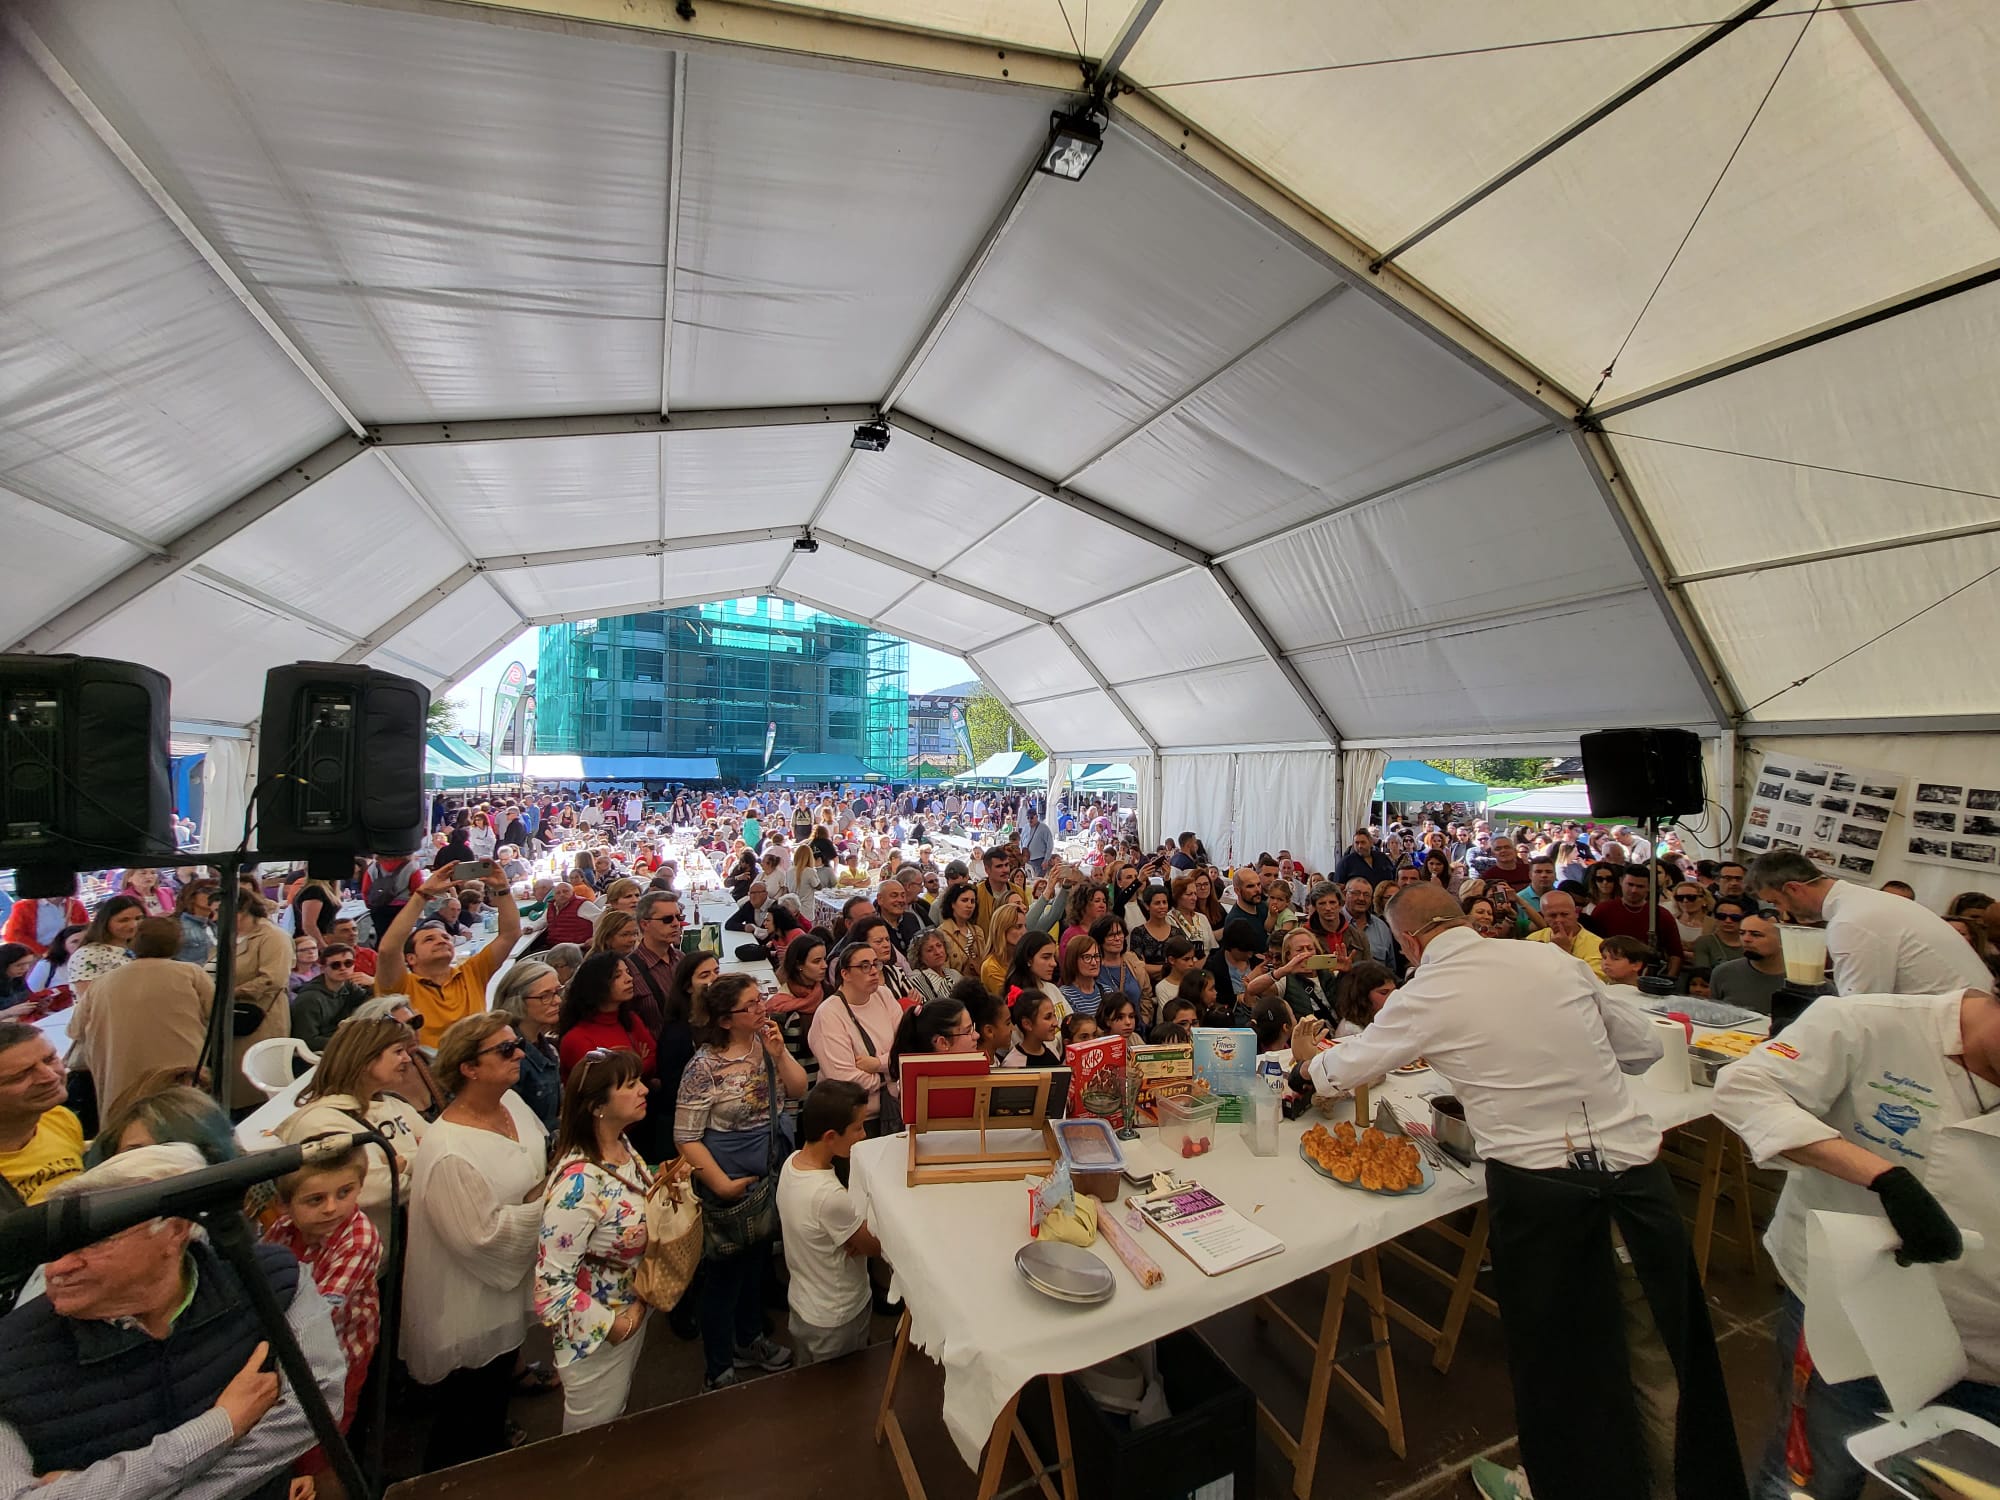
[0, 1023, 84, 1208]
[374, 860, 520, 1042]
[1524, 889, 1606, 980]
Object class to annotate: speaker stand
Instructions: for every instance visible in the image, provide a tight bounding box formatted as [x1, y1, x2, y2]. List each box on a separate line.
[1645, 815, 1661, 954]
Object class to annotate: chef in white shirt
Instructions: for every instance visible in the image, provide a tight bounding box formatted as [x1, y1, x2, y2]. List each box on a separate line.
[1287, 885, 1747, 1500]
[1713, 987, 1998, 1500]
[1745, 850, 1988, 996]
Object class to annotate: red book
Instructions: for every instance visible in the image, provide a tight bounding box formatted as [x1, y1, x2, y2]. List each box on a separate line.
[900, 1054, 989, 1125]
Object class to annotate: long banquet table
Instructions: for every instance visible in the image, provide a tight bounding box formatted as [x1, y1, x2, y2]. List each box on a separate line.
[848, 1026, 1760, 1500]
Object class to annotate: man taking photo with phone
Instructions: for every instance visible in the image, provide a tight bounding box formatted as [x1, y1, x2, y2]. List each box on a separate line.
[374, 860, 520, 1042]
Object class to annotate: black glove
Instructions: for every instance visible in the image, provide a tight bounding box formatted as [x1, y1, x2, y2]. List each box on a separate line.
[1870, 1166, 1963, 1266]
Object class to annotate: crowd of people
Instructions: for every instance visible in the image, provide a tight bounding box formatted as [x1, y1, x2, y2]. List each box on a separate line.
[0, 781, 1995, 1500]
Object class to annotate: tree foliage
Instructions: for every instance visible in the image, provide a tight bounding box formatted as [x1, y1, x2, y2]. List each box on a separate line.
[1425, 757, 1552, 790]
[963, 693, 1044, 765]
[425, 698, 460, 736]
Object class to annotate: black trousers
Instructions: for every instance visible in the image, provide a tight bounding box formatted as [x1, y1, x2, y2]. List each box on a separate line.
[1485, 1156, 1747, 1500]
[422, 1346, 518, 1472]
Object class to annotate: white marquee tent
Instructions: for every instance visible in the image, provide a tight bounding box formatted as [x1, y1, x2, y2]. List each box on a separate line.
[3, 0, 1995, 888]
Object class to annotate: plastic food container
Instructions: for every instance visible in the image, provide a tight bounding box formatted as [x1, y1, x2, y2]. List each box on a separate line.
[1054, 1117, 1129, 1201]
[1157, 1093, 1222, 1160]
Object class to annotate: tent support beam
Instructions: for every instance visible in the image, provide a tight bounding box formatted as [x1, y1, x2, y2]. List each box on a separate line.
[368, 405, 878, 446]
[439, 624, 537, 696]
[879, 155, 1050, 416]
[1670, 515, 2000, 586]
[476, 527, 806, 572]
[337, 565, 481, 664]
[186, 566, 364, 647]
[4, 10, 369, 436]
[1745, 714, 2000, 737]
[320, 0, 1086, 94]
[1571, 430, 1739, 726]
[1097, 0, 1168, 82]
[1589, 260, 2000, 420]
[525, 588, 752, 630]
[659, 50, 687, 415]
[1211, 568, 1342, 743]
[11, 434, 371, 654]
[1048, 623, 1162, 754]
[1370, 0, 1782, 272]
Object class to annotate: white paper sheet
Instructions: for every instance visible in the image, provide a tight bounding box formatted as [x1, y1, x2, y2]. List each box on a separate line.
[1806, 1210, 1985, 1415]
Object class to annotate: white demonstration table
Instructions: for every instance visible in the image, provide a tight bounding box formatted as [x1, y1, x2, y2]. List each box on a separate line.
[849, 1045, 1758, 1500]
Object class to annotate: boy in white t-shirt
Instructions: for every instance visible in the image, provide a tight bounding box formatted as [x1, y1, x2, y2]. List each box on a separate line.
[776, 1080, 882, 1365]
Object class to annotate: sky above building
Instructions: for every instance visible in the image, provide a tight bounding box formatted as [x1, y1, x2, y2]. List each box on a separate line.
[446, 611, 970, 729]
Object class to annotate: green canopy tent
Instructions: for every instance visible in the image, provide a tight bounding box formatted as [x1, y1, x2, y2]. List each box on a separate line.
[950, 750, 1040, 785]
[1373, 760, 1487, 804]
[762, 752, 886, 784]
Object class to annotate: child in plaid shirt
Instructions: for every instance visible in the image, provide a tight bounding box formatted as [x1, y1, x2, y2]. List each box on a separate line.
[264, 1143, 382, 1496]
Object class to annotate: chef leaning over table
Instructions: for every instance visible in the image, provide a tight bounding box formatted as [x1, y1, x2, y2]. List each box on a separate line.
[1288, 884, 1747, 1500]
[1713, 986, 2000, 1500]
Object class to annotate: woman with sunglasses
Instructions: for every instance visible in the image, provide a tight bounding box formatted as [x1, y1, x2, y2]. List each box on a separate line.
[1670, 883, 1713, 951]
[806, 945, 905, 1132]
[275, 1016, 429, 1239]
[404, 1012, 549, 1468]
[675, 973, 806, 1391]
[1583, 861, 1623, 915]
[492, 960, 566, 1132]
[1690, 897, 1751, 975]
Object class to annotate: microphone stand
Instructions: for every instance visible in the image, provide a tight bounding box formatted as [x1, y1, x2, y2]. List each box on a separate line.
[199, 1203, 374, 1500]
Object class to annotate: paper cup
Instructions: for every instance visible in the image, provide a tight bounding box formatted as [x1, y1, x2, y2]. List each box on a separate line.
[1779, 924, 1829, 987]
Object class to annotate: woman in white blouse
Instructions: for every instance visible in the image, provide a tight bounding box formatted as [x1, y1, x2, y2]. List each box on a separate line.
[404, 1012, 548, 1469]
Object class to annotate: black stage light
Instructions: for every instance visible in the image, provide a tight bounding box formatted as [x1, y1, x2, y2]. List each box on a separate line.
[792, 531, 821, 554]
[1037, 108, 1103, 181]
[850, 419, 890, 452]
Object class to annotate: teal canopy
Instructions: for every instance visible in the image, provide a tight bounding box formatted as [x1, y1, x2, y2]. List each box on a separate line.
[763, 752, 886, 782]
[951, 750, 1040, 784]
[1374, 760, 1486, 803]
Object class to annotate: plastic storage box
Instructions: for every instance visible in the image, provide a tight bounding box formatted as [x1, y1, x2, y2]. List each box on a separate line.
[1019, 1331, 1256, 1500]
[1156, 1092, 1222, 1160]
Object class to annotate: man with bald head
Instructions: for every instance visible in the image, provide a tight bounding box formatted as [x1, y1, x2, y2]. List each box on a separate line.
[1286, 883, 1744, 1500]
[1525, 889, 1606, 980]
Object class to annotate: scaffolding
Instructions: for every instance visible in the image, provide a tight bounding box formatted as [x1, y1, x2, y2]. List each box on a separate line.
[537, 598, 908, 783]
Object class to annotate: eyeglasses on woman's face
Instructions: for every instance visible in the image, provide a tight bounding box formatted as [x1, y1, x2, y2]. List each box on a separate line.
[476, 1037, 524, 1060]
[846, 956, 882, 974]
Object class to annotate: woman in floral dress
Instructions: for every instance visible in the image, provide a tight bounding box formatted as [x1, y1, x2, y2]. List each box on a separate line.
[535, 1047, 681, 1431]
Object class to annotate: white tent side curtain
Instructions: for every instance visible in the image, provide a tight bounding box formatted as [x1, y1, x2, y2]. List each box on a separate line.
[1159, 751, 1336, 871]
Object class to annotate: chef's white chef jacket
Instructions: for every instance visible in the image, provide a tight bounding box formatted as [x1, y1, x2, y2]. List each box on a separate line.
[1821, 881, 1990, 997]
[1303, 925, 1664, 1171]
[1711, 989, 2000, 1382]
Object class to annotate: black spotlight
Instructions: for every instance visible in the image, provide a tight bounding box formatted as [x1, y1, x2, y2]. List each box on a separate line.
[1037, 108, 1104, 181]
[850, 419, 890, 452]
[792, 530, 821, 555]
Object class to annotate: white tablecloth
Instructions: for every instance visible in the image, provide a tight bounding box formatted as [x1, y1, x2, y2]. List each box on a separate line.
[848, 1054, 1739, 1467]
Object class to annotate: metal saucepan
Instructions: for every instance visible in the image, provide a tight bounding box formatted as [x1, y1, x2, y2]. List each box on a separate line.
[1429, 1095, 1478, 1164]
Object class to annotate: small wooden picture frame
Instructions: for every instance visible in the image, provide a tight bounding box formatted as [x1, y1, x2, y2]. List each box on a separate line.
[906, 1070, 1061, 1186]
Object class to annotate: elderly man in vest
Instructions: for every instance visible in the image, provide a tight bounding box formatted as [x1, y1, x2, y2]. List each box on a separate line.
[0, 1144, 347, 1500]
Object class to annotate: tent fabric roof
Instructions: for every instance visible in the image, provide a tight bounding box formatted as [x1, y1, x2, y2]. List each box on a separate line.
[1375, 761, 1487, 802]
[1487, 783, 1595, 819]
[4, 1, 1990, 747]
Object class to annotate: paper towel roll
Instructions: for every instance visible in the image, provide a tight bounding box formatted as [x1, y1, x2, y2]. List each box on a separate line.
[1644, 1016, 1691, 1094]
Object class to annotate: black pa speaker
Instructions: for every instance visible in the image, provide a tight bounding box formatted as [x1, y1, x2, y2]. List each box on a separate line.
[0, 655, 175, 892]
[258, 664, 429, 863]
[1579, 727, 1705, 819]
